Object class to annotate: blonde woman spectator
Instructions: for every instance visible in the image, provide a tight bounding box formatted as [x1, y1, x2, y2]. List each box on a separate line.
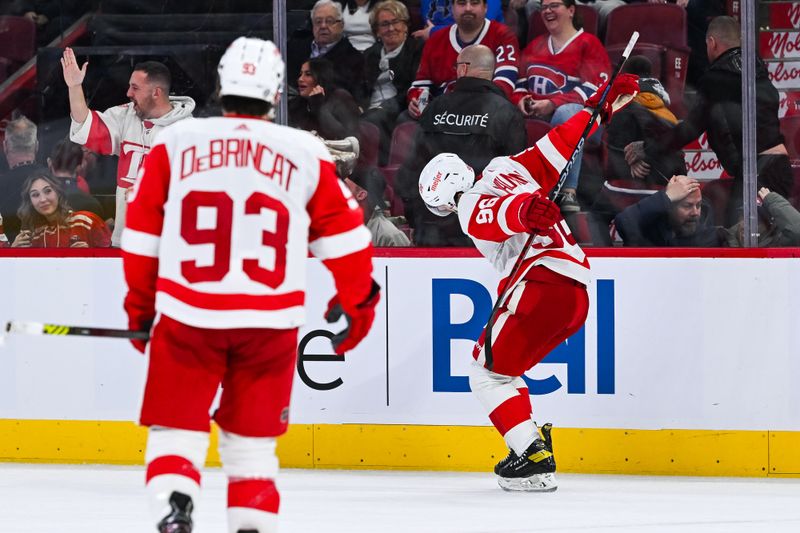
[362, 0, 423, 165]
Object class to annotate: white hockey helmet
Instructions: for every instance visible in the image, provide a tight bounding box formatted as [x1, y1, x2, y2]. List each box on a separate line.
[418, 153, 474, 216]
[218, 37, 284, 106]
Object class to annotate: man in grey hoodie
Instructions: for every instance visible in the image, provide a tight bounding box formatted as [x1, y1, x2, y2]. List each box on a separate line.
[61, 47, 195, 246]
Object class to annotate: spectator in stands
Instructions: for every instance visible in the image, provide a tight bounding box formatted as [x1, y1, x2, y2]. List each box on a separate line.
[362, 0, 423, 165]
[10, 173, 110, 248]
[514, 0, 610, 213]
[327, 136, 412, 246]
[61, 48, 194, 247]
[625, 16, 794, 227]
[338, 0, 380, 51]
[412, 0, 504, 41]
[288, 0, 366, 102]
[588, 56, 684, 244]
[407, 0, 520, 120]
[0, 115, 46, 244]
[614, 174, 722, 247]
[47, 138, 104, 219]
[606, 56, 683, 184]
[289, 58, 362, 140]
[397, 44, 527, 246]
[723, 188, 800, 247]
[513, 0, 627, 40]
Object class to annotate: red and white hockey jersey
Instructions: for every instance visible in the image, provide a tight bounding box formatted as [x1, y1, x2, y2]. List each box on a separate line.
[69, 96, 195, 188]
[411, 20, 520, 98]
[458, 110, 595, 287]
[513, 29, 610, 108]
[121, 116, 374, 330]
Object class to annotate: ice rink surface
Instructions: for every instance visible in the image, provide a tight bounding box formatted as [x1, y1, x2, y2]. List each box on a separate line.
[1, 464, 799, 532]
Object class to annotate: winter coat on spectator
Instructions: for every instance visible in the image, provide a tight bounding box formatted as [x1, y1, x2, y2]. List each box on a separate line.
[396, 76, 527, 246]
[288, 89, 361, 141]
[723, 192, 800, 247]
[606, 79, 685, 186]
[614, 190, 723, 247]
[643, 47, 791, 198]
[363, 37, 423, 114]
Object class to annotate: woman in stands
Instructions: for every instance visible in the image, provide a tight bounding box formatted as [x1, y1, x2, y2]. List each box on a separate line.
[10, 174, 110, 248]
[362, 0, 423, 165]
[289, 57, 361, 140]
[338, 0, 381, 52]
[514, 0, 610, 213]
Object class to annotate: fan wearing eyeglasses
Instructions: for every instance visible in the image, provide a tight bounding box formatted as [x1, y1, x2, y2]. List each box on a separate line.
[512, 0, 611, 214]
[287, 0, 366, 103]
[361, 0, 423, 166]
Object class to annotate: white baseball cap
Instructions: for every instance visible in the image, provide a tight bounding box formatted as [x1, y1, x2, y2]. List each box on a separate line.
[418, 153, 474, 217]
[218, 37, 284, 105]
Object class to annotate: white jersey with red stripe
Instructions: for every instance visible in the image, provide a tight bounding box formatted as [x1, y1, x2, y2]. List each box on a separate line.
[458, 109, 595, 287]
[69, 96, 195, 188]
[121, 115, 373, 330]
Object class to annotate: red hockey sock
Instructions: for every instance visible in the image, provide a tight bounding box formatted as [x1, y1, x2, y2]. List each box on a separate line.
[146, 455, 201, 485]
[228, 478, 280, 514]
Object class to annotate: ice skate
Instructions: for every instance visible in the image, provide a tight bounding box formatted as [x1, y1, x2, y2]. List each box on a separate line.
[158, 491, 194, 533]
[494, 448, 518, 475]
[496, 423, 557, 492]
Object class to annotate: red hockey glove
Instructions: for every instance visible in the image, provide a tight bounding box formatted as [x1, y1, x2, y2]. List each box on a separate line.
[519, 192, 561, 234]
[128, 318, 152, 354]
[585, 73, 639, 124]
[325, 280, 381, 354]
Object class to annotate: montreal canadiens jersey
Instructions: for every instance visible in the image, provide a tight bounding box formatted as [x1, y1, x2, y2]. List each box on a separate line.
[121, 116, 373, 330]
[514, 29, 610, 107]
[411, 20, 520, 98]
[458, 111, 594, 287]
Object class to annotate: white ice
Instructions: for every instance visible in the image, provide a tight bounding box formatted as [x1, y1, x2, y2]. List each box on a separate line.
[1, 464, 799, 532]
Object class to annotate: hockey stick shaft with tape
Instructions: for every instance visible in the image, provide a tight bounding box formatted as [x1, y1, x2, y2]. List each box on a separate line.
[5, 321, 150, 340]
[482, 31, 639, 370]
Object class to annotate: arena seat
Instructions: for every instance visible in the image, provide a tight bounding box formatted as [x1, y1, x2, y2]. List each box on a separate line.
[356, 121, 380, 171]
[0, 16, 36, 65]
[385, 120, 419, 168]
[605, 4, 690, 119]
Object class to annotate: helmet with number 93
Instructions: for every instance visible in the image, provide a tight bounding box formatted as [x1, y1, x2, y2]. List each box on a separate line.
[218, 37, 284, 110]
[418, 153, 475, 217]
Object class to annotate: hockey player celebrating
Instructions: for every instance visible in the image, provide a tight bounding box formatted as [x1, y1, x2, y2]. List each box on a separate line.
[418, 73, 638, 492]
[121, 37, 380, 532]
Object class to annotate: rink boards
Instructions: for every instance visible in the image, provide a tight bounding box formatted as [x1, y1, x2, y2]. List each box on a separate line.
[0, 250, 799, 477]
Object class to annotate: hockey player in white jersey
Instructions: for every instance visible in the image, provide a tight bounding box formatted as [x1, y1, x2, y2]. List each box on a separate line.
[419, 73, 638, 492]
[121, 37, 380, 532]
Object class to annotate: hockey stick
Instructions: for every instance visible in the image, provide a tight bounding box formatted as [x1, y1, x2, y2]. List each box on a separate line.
[482, 31, 640, 370]
[4, 321, 149, 340]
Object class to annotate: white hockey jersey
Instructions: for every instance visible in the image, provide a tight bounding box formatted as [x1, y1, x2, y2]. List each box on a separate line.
[70, 96, 195, 188]
[121, 116, 373, 330]
[458, 111, 594, 287]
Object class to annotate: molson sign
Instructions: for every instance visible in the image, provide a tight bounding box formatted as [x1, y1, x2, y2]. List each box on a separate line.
[768, 2, 800, 30]
[760, 30, 800, 59]
[768, 60, 800, 90]
[682, 134, 723, 181]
